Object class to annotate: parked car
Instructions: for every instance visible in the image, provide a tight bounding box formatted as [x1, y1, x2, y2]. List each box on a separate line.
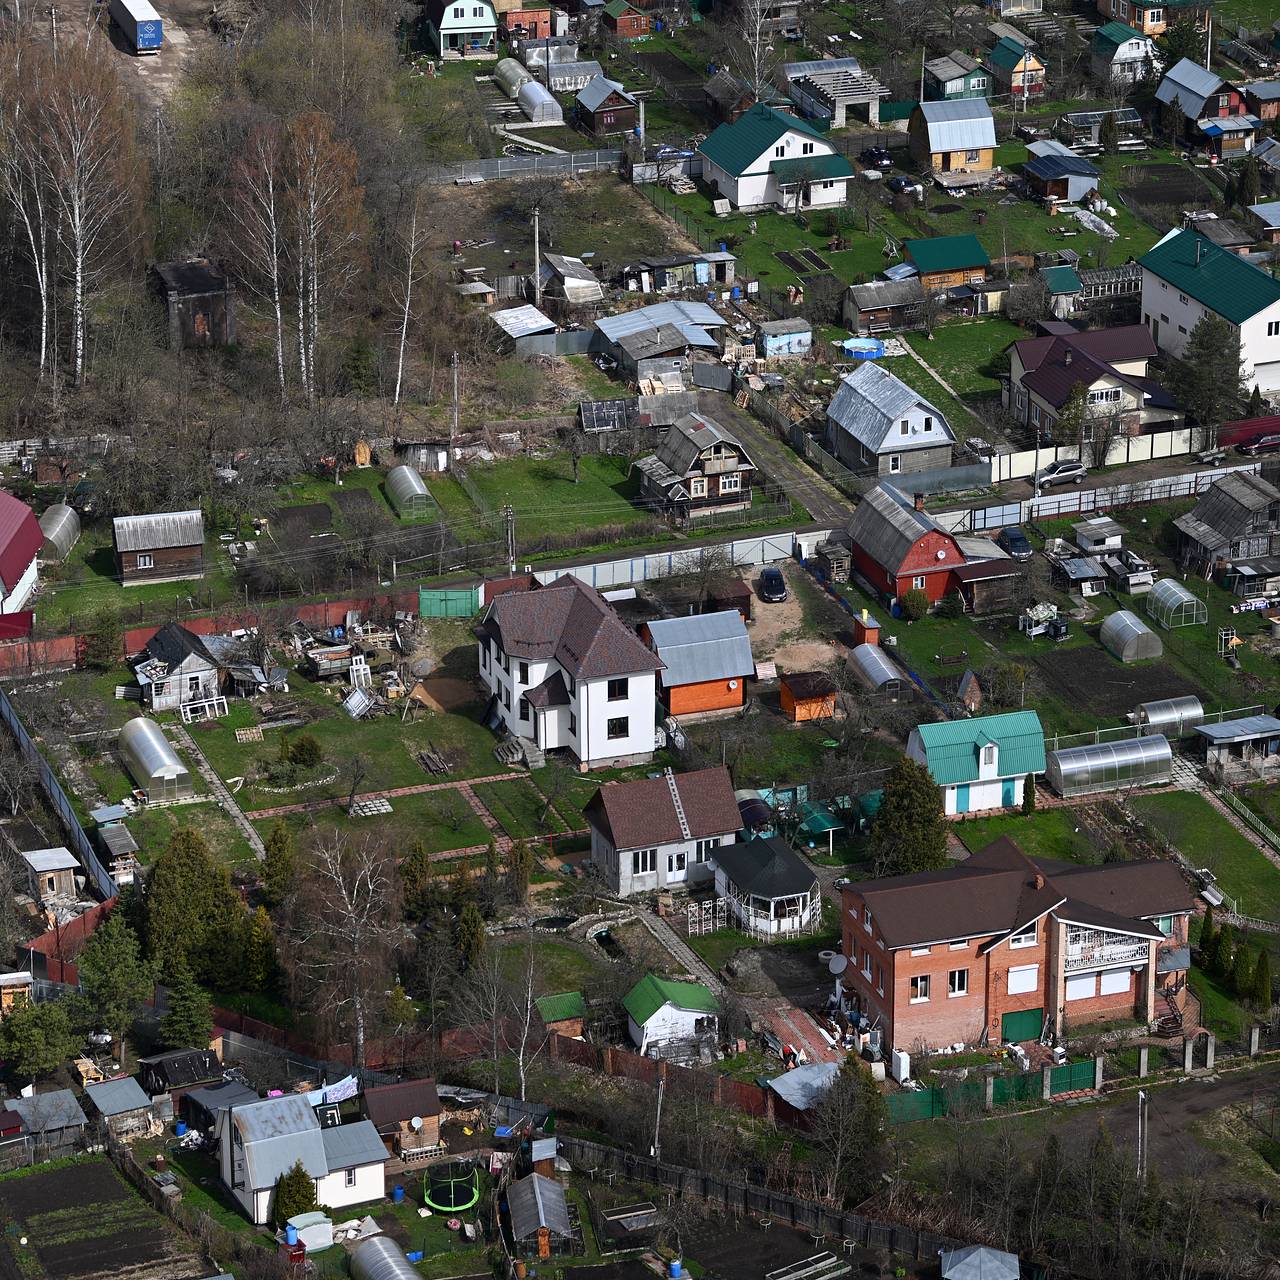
[1236, 433, 1280, 456]
[760, 567, 788, 602]
[1035, 459, 1088, 489]
[886, 174, 922, 195]
[858, 146, 894, 169]
[996, 527, 1034, 561]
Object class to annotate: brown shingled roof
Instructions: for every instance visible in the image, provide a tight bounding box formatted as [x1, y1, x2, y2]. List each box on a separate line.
[583, 766, 741, 850]
[481, 578, 662, 681]
[363, 1079, 441, 1135]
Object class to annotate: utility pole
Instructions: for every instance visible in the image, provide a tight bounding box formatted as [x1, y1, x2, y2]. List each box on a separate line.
[450, 350, 460, 463]
[503, 503, 516, 574]
[1136, 1089, 1147, 1182]
[650, 1074, 665, 1161]
[918, 45, 924, 106]
[532, 205, 543, 309]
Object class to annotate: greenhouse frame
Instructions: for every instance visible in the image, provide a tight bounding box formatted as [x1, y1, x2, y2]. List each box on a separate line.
[1145, 578, 1208, 630]
[1099, 609, 1163, 663]
[38, 503, 81, 561]
[386, 465, 432, 518]
[118, 717, 194, 802]
[850, 642, 903, 696]
[1045, 734, 1173, 798]
[1133, 695, 1204, 738]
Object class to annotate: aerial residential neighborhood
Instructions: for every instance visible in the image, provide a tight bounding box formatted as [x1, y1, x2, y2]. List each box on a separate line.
[3, 0, 1280, 1278]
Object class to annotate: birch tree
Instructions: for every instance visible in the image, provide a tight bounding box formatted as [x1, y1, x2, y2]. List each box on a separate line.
[389, 186, 428, 408]
[282, 833, 403, 1067]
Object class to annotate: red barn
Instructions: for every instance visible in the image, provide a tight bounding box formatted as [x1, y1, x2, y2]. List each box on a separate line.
[846, 485, 964, 605]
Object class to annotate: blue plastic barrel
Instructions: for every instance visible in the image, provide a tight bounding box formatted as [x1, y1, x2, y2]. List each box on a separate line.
[671, 1262, 683, 1278]
[285, 1224, 299, 1246]
[731, 286, 742, 300]
[718, 241, 727, 252]
[174, 1121, 187, 1137]
[393, 1184, 405, 1204]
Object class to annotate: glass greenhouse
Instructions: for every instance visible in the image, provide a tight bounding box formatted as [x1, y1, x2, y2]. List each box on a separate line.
[850, 642, 902, 696]
[1145, 578, 1208, 630]
[1099, 609, 1163, 663]
[386, 465, 432, 518]
[1046, 734, 1173, 797]
[1133, 695, 1204, 738]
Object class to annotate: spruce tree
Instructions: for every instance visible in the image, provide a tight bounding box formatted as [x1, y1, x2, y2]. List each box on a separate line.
[1231, 942, 1254, 997]
[244, 906, 276, 992]
[507, 839, 533, 907]
[1214, 922, 1235, 982]
[76, 913, 154, 1055]
[455, 902, 486, 969]
[1022, 775, 1036, 815]
[870, 756, 948, 877]
[1166, 314, 1249, 449]
[273, 1160, 318, 1228]
[1199, 905, 1215, 966]
[1239, 156, 1261, 209]
[1251, 949, 1272, 1009]
[1099, 111, 1120, 156]
[159, 961, 213, 1050]
[262, 820, 296, 908]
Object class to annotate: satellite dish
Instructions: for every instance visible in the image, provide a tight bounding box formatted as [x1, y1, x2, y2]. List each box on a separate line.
[935, 549, 947, 560]
[411, 1115, 424, 1131]
[828, 954, 848, 976]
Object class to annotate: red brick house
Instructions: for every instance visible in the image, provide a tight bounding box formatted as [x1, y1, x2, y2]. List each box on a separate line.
[602, 0, 649, 39]
[846, 485, 965, 605]
[838, 837, 1193, 1053]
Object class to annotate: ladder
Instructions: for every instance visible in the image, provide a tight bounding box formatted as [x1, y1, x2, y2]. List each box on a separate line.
[665, 767, 691, 840]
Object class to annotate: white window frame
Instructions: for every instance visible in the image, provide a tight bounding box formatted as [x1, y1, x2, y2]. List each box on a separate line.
[632, 848, 657, 875]
[948, 968, 968, 997]
[689, 476, 708, 498]
[719, 473, 741, 493]
[1065, 972, 1097, 1002]
[910, 975, 930, 1004]
[345, 1167, 358, 1188]
[801, 141, 815, 155]
[694, 837, 719, 862]
[136, 552, 154, 569]
[1007, 963, 1038, 995]
[911, 575, 926, 591]
[949, 940, 968, 950]
[910, 945, 931, 956]
[1009, 922, 1038, 949]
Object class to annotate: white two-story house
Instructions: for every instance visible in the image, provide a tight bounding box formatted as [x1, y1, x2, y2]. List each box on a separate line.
[584, 765, 742, 895]
[907, 710, 1046, 816]
[474, 577, 662, 770]
[1139, 228, 1280, 393]
[698, 103, 853, 212]
[423, 0, 497, 58]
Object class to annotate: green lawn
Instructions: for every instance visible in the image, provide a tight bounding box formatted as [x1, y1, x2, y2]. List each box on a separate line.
[686, 928, 748, 973]
[474, 777, 570, 838]
[126, 800, 259, 867]
[1189, 963, 1250, 1040]
[956, 808, 1100, 864]
[1131, 791, 1280, 923]
[493, 936, 603, 994]
[905, 318, 1024, 397]
[875, 353, 981, 434]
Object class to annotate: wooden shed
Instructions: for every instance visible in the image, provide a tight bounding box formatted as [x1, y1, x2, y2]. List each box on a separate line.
[780, 671, 838, 722]
[705, 579, 752, 622]
[149, 259, 236, 349]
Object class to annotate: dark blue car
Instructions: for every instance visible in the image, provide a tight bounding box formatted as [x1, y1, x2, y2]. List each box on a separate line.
[760, 567, 788, 602]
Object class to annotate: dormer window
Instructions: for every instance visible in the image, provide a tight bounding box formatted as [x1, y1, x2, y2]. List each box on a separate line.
[1010, 922, 1037, 949]
[982, 743, 997, 767]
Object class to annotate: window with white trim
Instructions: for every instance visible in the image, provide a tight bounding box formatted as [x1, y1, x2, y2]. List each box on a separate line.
[911, 575, 926, 590]
[1065, 972, 1096, 1001]
[948, 968, 968, 997]
[518, 660, 529, 684]
[965, 149, 981, 163]
[1155, 914, 1174, 935]
[900, 420, 910, 436]
[875, 965, 883, 996]
[982, 744, 996, 766]
[137, 553, 154, 569]
[863, 906, 872, 932]
[345, 1168, 358, 1187]
[518, 697, 530, 722]
[1099, 969, 1131, 996]
[1087, 387, 1122, 405]
[1178, 293, 1188, 304]
[1009, 922, 1037, 948]
[775, 145, 785, 157]
[719, 473, 741, 493]
[607, 717, 628, 740]
[910, 975, 930, 1003]
[1007, 963, 1038, 995]
[632, 848, 657, 875]
[949, 940, 968, 950]
[910, 945, 930, 956]
[694, 837, 719, 862]
[802, 142, 815, 155]
[690, 477, 708, 498]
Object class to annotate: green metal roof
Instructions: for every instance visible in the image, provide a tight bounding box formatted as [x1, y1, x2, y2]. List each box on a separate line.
[914, 710, 1046, 785]
[771, 154, 854, 183]
[1092, 21, 1146, 54]
[1041, 265, 1082, 294]
[623, 973, 717, 1026]
[699, 104, 825, 179]
[1139, 229, 1280, 325]
[604, 0, 636, 17]
[904, 234, 991, 275]
[988, 36, 1029, 71]
[536, 991, 586, 1023]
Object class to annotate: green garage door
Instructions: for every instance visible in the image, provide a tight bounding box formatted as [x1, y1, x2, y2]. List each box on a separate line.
[1001, 1008, 1043, 1043]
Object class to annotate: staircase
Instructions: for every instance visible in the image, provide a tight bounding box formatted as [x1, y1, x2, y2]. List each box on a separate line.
[1156, 990, 1185, 1038]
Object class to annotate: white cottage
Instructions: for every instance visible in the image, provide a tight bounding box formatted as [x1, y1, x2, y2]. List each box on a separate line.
[474, 577, 662, 769]
[907, 710, 1046, 816]
[623, 974, 719, 1061]
[218, 1095, 388, 1225]
[697, 104, 853, 212]
[423, 0, 496, 57]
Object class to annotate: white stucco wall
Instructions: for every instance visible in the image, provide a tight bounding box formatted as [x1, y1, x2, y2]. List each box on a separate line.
[579, 671, 657, 766]
[591, 830, 724, 896]
[316, 1162, 385, 1213]
[0, 554, 37, 614]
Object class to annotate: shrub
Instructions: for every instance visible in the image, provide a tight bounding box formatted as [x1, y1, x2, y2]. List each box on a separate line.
[288, 734, 324, 769]
[899, 588, 929, 621]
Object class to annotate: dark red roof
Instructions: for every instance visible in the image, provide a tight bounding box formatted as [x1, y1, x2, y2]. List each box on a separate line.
[1014, 325, 1160, 410]
[0, 493, 41, 597]
[584, 766, 741, 850]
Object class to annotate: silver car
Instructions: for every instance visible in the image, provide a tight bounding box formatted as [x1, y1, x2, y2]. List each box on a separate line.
[1035, 459, 1088, 489]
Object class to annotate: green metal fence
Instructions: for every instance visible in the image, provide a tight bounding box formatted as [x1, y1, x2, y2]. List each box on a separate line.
[419, 587, 480, 618]
[1049, 1059, 1095, 1095]
[879, 100, 917, 122]
[991, 1070, 1040, 1107]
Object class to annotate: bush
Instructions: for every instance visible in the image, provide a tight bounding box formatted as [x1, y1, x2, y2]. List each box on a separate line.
[288, 734, 323, 769]
[899, 588, 929, 621]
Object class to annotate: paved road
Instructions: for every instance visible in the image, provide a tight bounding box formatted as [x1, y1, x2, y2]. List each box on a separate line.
[700, 391, 851, 528]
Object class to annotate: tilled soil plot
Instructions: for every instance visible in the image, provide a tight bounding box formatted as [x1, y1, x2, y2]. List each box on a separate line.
[1034, 643, 1203, 719]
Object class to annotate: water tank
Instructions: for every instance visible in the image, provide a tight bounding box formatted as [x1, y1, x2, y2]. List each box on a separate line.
[517, 80, 563, 124]
[351, 1236, 421, 1280]
[494, 57, 532, 98]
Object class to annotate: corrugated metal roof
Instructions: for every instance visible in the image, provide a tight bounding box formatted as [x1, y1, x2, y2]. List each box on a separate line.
[84, 1077, 151, 1117]
[1196, 714, 1280, 743]
[826, 362, 953, 454]
[766, 1061, 838, 1110]
[7, 1090, 86, 1133]
[925, 50, 983, 81]
[645, 610, 754, 688]
[491, 305, 556, 339]
[905, 234, 990, 275]
[1244, 80, 1280, 101]
[112, 509, 203, 553]
[1155, 57, 1223, 118]
[530, 1136, 558, 1162]
[623, 974, 717, 1026]
[699, 104, 824, 178]
[1027, 139, 1076, 158]
[235, 1096, 328, 1191]
[914, 710, 1046, 785]
[535, 991, 586, 1023]
[917, 98, 997, 152]
[1249, 199, 1280, 229]
[21, 847, 77, 873]
[1140, 229, 1280, 324]
[597, 301, 724, 343]
[783, 56, 863, 81]
[846, 484, 944, 574]
[508, 1173, 572, 1240]
[653, 411, 752, 477]
[321, 1120, 389, 1170]
[576, 75, 632, 112]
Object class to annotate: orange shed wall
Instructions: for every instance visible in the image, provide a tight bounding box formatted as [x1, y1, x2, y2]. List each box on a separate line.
[785, 693, 836, 722]
[668, 679, 745, 714]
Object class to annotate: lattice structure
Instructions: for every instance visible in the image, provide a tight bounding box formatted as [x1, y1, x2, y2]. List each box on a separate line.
[235, 726, 264, 743]
[686, 898, 727, 937]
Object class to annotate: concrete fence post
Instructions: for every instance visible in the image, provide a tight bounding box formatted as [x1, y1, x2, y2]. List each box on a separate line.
[1205, 1032, 1216, 1070]
[984, 1075, 994, 1112]
[1250, 1024, 1261, 1057]
[1138, 1045, 1149, 1078]
[1093, 1054, 1104, 1091]
[1182, 1036, 1195, 1072]
[1041, 1065, 1053, 1101]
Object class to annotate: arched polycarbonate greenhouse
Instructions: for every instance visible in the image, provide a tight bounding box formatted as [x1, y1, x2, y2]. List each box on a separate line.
[38, 504, 80, 561]
[494, 57, 532, 98]
[517, 80, 563, 123]
[351, 1236, 421, 1280]
[386, 465, 432, 518]
[118, 717, 193, 801]
[1133, 695, 1204, 738]
[1100, 610, 1163, 663]
[1046, 734, 1173, 798]
[850, 643, 903, 696]
[1145, 578, 1208, 630]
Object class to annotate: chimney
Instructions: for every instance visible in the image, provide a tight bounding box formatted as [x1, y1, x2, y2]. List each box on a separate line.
[1064, 349, 1072, 366]
[1195, 237, 1203, 266]
[913, 492, 926, 511]
[1034, 873, 1045, 890]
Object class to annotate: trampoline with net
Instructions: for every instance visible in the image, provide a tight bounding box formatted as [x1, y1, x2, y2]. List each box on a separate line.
[424, 1159, 480, 1212]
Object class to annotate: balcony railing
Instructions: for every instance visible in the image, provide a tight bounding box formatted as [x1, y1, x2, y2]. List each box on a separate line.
[1064, 927, 1150, 973]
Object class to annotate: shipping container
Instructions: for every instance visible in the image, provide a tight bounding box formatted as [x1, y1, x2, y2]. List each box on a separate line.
[109, 0, 163, 53]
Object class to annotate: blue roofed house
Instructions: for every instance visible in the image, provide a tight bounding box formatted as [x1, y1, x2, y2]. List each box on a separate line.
[1023, 150, 1100, 203]
[907, 710, 1046, 815]
[218, 1095, 388, 1225]
[697, 104, 853, 211]
[825, 361, 956, 476]
[640, 609, 755, 715]
[1155, 58, 1259, 158]
[908, 99, 997, 185]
